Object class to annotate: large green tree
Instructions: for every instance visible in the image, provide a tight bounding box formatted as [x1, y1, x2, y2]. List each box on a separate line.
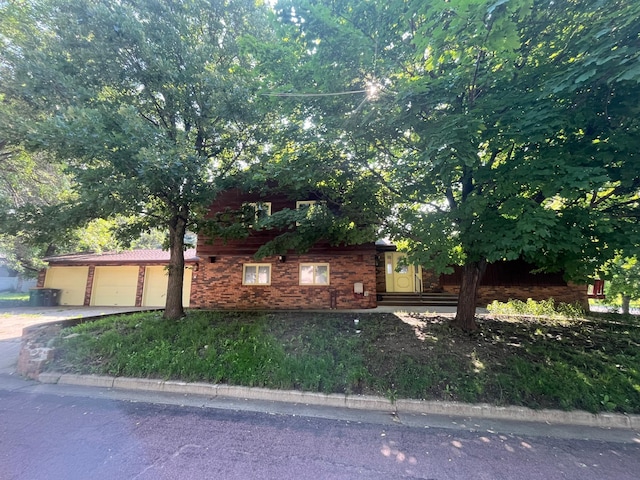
[277, 0, 640, 329]
[0, 143, 72, 276]
[1, 0, 274, 318]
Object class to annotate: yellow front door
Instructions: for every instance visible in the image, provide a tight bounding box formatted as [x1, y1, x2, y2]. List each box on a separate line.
[385, 252, 420, 293]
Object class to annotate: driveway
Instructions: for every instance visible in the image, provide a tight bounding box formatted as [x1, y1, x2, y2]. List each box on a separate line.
[0, 306, 152, 375]
[0, 306, 155, 340]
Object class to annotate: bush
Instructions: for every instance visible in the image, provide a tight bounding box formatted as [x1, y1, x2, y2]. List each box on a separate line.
[487, 298, 585, 320]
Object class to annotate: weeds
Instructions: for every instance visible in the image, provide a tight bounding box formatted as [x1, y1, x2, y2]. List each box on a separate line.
[487, 298, 585, 320]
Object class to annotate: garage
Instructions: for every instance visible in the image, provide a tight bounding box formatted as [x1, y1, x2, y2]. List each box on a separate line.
[142, 266, 193, 307]
[43, 266, 89, 306]
[40, 249, 198, 308]
[91, 266, 139, 306]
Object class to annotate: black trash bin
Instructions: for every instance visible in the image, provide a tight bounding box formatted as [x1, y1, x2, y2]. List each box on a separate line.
[29, 289, 45, 307]
[41, 288, 61, 307]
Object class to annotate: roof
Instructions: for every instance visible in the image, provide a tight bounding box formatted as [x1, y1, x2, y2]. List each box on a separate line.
[45, 249, 199, 264]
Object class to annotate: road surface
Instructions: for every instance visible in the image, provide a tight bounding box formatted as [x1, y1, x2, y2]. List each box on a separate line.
[1, 387, 639, 480]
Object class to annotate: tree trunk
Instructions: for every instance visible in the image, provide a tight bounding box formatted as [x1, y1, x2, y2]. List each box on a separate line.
[622, 295, 631, 315]
[164, 212, 188, 320]
[452, 259, 487, 331]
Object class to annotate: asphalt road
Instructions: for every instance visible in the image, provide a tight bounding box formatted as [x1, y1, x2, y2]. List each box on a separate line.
[1, 388, 639, 480]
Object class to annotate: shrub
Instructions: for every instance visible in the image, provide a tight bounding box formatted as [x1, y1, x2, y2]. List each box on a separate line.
[487, 298, 584, 320]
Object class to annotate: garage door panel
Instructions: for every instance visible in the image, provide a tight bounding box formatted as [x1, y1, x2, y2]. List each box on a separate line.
[142, 266, 167, 307]
[142, 266, 192, 307]
[91, 266, 138, 306]
[44, 266, 89, 306]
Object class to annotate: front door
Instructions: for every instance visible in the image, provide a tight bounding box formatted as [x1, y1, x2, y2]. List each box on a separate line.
[384, 252, 421, 293]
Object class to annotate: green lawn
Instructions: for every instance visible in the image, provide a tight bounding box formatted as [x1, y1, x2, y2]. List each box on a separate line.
[48, 309, 640, 414]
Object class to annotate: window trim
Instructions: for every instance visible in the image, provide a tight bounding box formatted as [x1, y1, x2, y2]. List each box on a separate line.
[296, 200, 317, 210]
[242, 263, 272, 286]
[299, 263, 330, 286]
[296, 200, 318, 226]
[246, 201, 272, 222]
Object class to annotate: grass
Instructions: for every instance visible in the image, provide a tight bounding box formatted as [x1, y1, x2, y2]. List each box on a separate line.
[0, 291, 29, 307]
[48, 308, 640, 414]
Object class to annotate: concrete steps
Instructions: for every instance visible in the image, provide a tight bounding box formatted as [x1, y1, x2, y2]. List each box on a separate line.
[377, 292, 458, 307]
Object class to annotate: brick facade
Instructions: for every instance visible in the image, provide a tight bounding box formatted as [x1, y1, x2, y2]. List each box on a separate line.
[442, 283, 588, 308]
[190, 252, 378, 310]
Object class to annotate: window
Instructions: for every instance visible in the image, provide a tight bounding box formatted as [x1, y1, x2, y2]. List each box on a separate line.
[296, 200, 317, 210]
[243, 264, 271, 285]
[296, 200, 318, 225]
[245, 202, 271, 224]
[299, 263, 330, 285]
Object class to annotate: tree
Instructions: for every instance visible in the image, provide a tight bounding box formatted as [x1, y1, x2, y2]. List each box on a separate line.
[1, 0, 274, 318]
[0, 140, 74, 276]
[602, 256, 640, 315]
[276, 0, 640, 329]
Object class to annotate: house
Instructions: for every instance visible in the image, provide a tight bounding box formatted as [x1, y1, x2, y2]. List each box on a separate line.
[190, 189, 377, 310]
[190, 189, 589, 310]
[36, 190, 589, 310]
[36, 249, 197, 307]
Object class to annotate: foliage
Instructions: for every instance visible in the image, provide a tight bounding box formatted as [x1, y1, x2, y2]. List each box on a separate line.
[275, 0, 640, 329]
[49, 310, 640, 413]
[601, 256, 640, 313]
[486, 298, 585, 320]
[0, 144, 74, 275]
[0, 0, 275, 318]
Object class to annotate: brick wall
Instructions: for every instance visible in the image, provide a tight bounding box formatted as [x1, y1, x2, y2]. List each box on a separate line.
[190, 252, 378, 310]
[442, 283, 588, 308]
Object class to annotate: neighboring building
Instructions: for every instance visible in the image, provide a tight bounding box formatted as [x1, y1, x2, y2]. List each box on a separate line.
[37, 249, 197, 307]
[0, 256, 36, 292]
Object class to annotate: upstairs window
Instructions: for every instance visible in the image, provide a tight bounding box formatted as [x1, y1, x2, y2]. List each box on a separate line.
[296, 200, 319, 225]
[296, 200, 317, 210]
[300, 263, 330, 286]
[243, 264, 271, 285]
[245, 202, 271, 225]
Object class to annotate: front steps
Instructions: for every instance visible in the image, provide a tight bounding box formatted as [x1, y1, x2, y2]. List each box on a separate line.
[376, 292, 458, 307]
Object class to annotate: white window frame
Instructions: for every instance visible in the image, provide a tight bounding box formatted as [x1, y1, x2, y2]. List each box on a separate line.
[243, 264, 272, 286]
[296, 200, 317, 210]
[246, 201, 272, 220]
[299, 263, 330, 286]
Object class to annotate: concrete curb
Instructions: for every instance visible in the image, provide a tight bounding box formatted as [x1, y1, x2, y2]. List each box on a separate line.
[38, 371, 640, 430]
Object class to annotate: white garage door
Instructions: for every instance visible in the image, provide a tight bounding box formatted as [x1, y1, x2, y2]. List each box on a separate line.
[44, 266, 89, 306]
[142, 266, 192, 307]
[91, 266, 139, 306]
